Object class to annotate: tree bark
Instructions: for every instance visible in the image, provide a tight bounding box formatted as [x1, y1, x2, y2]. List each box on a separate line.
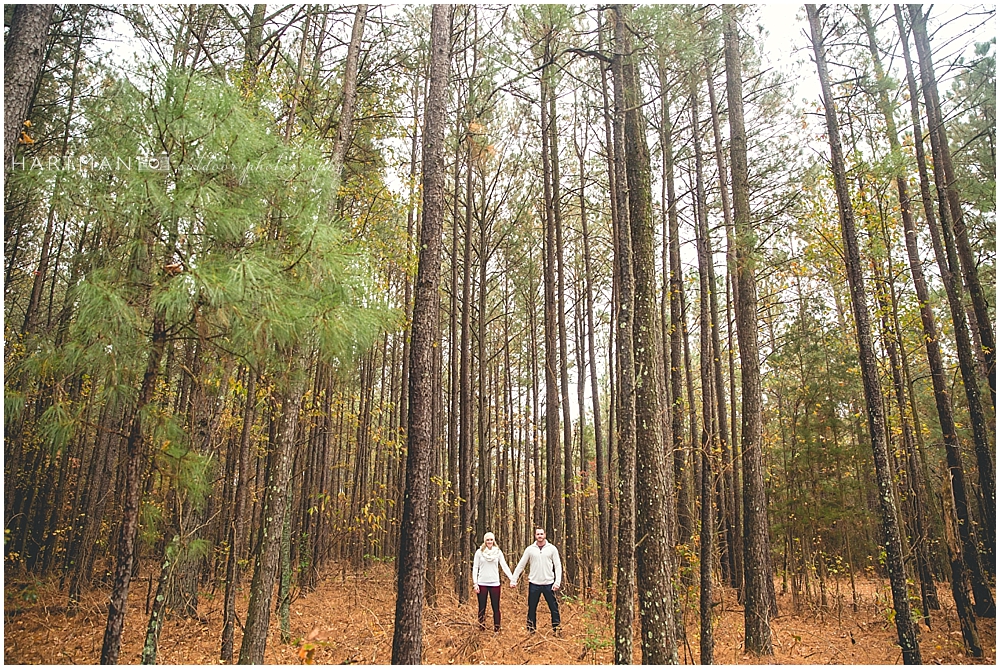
[447, 81, 463, 603]
[548, 64, 579, 596]
[859, 5, 940, 622]
[908, 6, 996, 586]
[806, 6, 920, 663]
[724, 8, 775, 654]
[693, 74, 717, 666]
[899, 4, 994, 612]
[239, 4, 266, 98]
[611, 8, 636, 663]
[705, 53, 741, 593]
[597, 10, 619, 602]
[390, 5, 450, 663]
[908, 5, 995, 406]
[540, 36, 564, 550]
[329, 5, 367, 191]
[458, 27, 477, 605]
[943, 485, 983, 657]
[656, 62, 693, 554]
[4, 4, 54, 168]
[221, 370, 256, 662]
[141, 536, 180, 665]
[101, 314, 167, 664]
[476, 153, 490, 546]
[621, 6, 677, 663]
[238, 370, 304, 664]
[579, 129, 610, 594]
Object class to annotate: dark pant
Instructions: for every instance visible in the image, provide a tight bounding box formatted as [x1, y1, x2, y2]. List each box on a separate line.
[527, 582, 560, 632]
[477, 585, 501, 630]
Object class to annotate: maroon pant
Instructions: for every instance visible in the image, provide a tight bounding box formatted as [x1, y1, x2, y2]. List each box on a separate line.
[477, 585, 501, 631]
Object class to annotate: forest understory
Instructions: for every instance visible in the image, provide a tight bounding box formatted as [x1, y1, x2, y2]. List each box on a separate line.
[4, 561, 995, 665]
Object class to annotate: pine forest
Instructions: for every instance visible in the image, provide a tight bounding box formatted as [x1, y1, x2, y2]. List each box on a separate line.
[3, 3, 996, 665]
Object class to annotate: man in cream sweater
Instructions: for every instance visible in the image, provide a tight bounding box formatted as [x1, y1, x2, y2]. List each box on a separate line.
[510, 528, 561, 632]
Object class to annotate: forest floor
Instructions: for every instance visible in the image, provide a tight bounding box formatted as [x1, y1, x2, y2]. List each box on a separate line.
[4, 560, 995, 665]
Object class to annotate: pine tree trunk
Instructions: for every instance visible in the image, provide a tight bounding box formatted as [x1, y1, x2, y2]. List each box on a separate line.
[908, 6, 996, 587]
[899, 5, 994, 612]
[597, 9, 619, 604]
[723, 8, 776, 653]
[100, 314, 166, 664]
[705, 56, 742, 593]
[221, 370, 256, 662]
[329, 5, 367, 190]
[579, 132, 610, 593]
[528, 284, 545, 541]
[655, 62, 692, 555]
[616, 6, 679, 662]
[449, 97, 466, 603]
[68, 402, 124, 611]
[476, 164, 490, 546]
[141, 536, 180, 665]
[4, 4, 54, 167]
[278, 477, 293, 643]
[459, 136, 475, 604]
[529, 293, 544, 532]
[390, 6, 450, 662]
[680, 260, 700, 564]
[909, 6, 995, 406]
[426, 345, 444, 608]
[806, 7, 920, 662]
[574, 282, 591, 593]
[870, 232, 938, 626]
[239, 5, 266, 97]
[861, 6, 945, 619]
[942, 485, 983, 657]
[693, 75, 717, 665]
[238, 370, 304, 664]
[540, 43, 564, 551]
[549, 73, 579, 595]
[611, 8, 636, 663]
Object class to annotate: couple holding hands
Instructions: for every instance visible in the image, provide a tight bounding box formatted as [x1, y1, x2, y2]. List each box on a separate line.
[471, 528, 562, 633]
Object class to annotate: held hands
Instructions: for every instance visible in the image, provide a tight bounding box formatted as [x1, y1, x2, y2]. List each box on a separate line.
[509, 580, 516, 588]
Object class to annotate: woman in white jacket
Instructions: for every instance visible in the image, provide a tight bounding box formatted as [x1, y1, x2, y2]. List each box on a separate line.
[472, 532, 514, 631]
